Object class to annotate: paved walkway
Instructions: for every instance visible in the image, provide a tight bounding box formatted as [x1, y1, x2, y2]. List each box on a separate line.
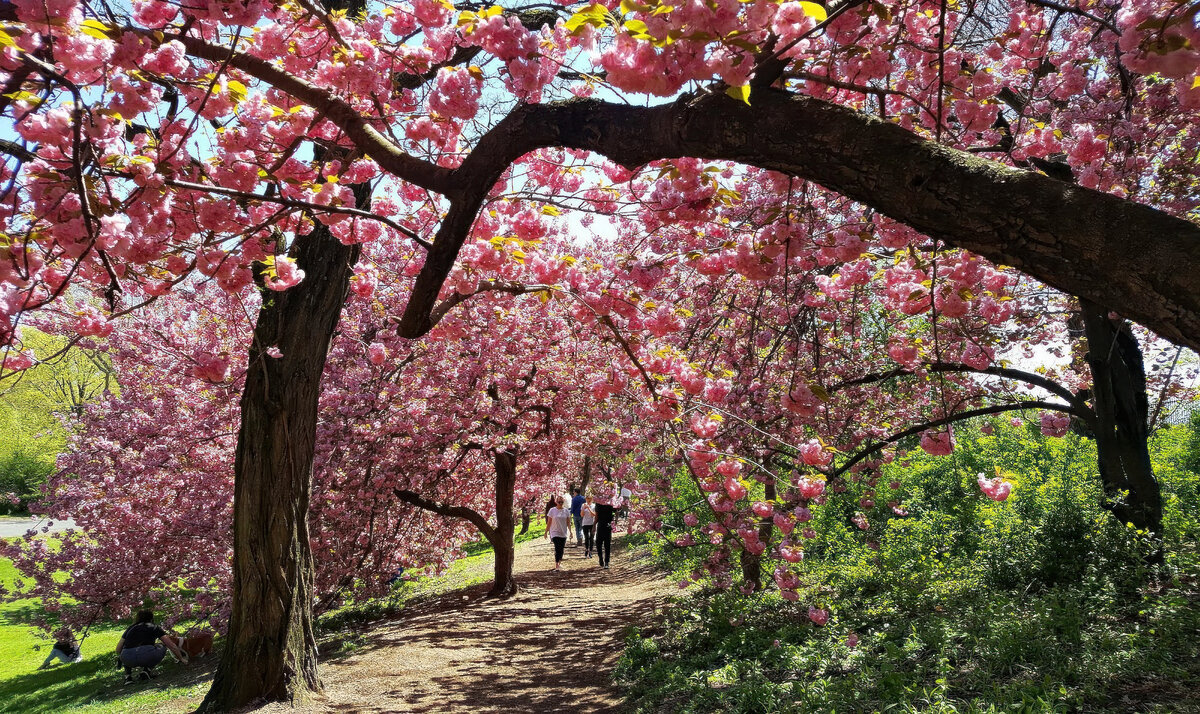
[0, 515, 75, 539]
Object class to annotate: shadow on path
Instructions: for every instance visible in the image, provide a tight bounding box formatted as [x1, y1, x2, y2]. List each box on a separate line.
[257, 538, 670, 714]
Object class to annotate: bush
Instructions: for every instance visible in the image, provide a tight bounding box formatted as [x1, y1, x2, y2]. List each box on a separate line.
[620, 418, 1200, 712]
[0, 450, 54, 515]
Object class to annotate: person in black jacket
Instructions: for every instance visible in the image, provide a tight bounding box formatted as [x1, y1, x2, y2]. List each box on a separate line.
[38, 633, 82, 669]
[594, 500, 617, 569]
[115, 610, 188, 684]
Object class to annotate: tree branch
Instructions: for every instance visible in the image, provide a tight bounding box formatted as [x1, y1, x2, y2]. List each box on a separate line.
[394, 90, 1200, 351]
[165, 30, 454, 193]
[393, 489, 497, 544]
[832, 361, 1090, 413]
[830, 399, 1078, 477]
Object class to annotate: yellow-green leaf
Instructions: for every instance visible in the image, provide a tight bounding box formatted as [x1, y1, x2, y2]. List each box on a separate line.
[0, 28, 20, 50]
[1192, 76, 1200, 89]
[725, 83, 751, 105]
[624, 18, 649, 36]
[541, 204, 561, 216]
[79, 19, 115, 40]
[800, 1, 827, 21]
[565, 3, 609, 33]
[226, 79, 248, 104]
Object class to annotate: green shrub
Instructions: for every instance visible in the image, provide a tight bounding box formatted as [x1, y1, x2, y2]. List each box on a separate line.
[620, 418, 1200, 712]
[0, 450, 54, 515]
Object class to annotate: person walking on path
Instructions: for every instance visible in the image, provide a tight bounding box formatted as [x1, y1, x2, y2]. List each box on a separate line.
[594, 498, 616, 569]
[116, 609, 188, 684]
[580, 495, 596, 558]
[570, 489, 585, 546]
[544, 495, 571, 571]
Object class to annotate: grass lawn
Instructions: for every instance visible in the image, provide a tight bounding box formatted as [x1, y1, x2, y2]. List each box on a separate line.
[0, 524, 547, 713]
[0, 551, 209, 713]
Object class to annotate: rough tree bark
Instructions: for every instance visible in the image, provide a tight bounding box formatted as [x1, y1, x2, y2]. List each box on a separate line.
[198, 184, 369, 712]
[1080, 299, 1163, 538]
[394, 90, 1200, 349]
[490, 450, 519, 597]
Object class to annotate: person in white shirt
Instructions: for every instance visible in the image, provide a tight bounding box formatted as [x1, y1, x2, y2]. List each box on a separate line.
[580, 495, 597, 558]
[544, 495, 571, 570]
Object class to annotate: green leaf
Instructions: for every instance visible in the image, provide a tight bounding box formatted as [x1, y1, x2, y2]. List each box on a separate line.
[725, 84, 751, 105]
[800, 1, 828, 21]
[226, 80, 248, 104]
[564, 3, 610, 33]
[624, 19, 649, 36]
[79, 19, 116, 40]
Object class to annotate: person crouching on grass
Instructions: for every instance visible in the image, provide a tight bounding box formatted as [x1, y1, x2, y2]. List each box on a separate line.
[545, 495, 571, 571]
[116, 609, 188, 684]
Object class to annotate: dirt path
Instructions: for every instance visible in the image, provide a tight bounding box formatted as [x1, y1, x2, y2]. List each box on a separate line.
[255, 536, 670, 713]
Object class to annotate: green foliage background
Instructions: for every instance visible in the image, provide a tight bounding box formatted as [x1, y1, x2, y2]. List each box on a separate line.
[0, 332, 113, 514]
[617, 416, 1200, 713]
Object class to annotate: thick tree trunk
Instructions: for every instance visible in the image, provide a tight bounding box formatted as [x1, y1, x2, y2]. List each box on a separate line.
[199, 193, 367, 712]
[518, 510, 530, 535]
[489, 450, 518, 597]
[1080, 300, 1163, 539]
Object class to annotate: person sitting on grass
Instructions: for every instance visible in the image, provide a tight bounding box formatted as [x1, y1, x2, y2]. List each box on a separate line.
[115, 609, 188, 684]
[38, 632, 82, 669]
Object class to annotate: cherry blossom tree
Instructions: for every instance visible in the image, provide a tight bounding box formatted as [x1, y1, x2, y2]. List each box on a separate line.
[2, 0, 1199, 707]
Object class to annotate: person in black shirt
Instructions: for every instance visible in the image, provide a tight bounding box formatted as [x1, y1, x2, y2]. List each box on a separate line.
[38, 633, 82, 669]
[116, 610, 188, 684]
[594, 501, 616, 568]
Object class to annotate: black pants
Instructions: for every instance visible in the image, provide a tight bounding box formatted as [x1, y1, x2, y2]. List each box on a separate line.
[551, 536, 566, 563]
[582, 524, 594, 555]
[596, 525, 612, 566]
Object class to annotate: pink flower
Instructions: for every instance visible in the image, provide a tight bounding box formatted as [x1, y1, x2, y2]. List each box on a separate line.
[977, 473, 1012, 502]
[265, 257, 305, 291]
[807, 606, 829, 626]
[919, 427, 954, 456]
[1039, 412, 1071, 438]
[846, 632, 859, 648]
[715, 459, 741, 478]
[190, 352, 232, 383]
[799, 439, 831, 466]
[796, 476, 826, 500]
[367, 342, 387, 366]
[751, 501, 774, 518]
[2, 350, 35, 371]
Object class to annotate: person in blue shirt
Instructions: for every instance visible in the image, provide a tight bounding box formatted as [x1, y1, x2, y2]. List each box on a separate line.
[570, 489, 586, 547]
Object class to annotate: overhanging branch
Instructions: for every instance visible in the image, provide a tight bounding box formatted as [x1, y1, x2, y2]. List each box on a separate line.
[393, 489, 496, 543]
[830, 399, 1079, 477]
